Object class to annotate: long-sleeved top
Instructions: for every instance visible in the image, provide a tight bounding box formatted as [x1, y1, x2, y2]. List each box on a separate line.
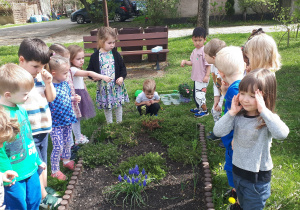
[214, 108, 289, 173]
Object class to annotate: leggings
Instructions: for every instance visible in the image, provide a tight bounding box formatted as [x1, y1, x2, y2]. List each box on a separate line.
[50, 125, 72, 174]
[193, 81, 209, 111]
[103, 106, 123, 124]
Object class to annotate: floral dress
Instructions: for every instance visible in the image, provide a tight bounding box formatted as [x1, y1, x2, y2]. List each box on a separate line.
[96, 51, 129, 110]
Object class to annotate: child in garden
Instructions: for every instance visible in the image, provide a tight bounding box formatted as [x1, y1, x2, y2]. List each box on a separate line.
[18, 39, 61, 207]
[135, 79, 160, 116]
[87, 26, 129, 124]
[203, 38, 226, 142]
[68, 45, 112, 143]
[214, 46, 245, 202]
[243, 33, 281, 73]
[0, 63, 46, 210]
[0, 106, 20, 210]
[48, 55, 77, 180]
[180, 27, 211, 118]
[214, 68, 289, 209]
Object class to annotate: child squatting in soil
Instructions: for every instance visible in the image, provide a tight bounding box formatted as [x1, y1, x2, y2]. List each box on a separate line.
[0, 63, 46, 210]
[180, 26, 211, 118]
[87, 26, 130, 124]
[135, 79, 161, 116]
[214, 68, 289, 209]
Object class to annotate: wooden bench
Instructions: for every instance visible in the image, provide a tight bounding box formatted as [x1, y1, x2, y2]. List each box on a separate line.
[83, 31, 169, 69]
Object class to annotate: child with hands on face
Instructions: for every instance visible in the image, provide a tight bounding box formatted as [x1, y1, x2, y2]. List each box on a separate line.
[214, 69, 289, 210]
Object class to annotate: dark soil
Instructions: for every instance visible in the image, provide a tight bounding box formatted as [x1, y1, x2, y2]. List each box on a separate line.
[69, 134, 206, 210]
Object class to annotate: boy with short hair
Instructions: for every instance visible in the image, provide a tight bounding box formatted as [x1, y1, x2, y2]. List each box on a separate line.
[0, 63, 46, 210]
[181, 27, 211, 118]
[18, 38, 61, 208]
[204, 38, 226, 142]
[135, 79, 160, 116]
[214, 46, 245, 202]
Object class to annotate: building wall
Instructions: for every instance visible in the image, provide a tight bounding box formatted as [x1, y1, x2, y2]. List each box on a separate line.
[39, 0, 51, 15]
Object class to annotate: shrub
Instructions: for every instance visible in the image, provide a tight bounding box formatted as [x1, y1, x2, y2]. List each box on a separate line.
[77, 142, 120, 168]
[178, 83, 192, 98]
[114, 152, 167, 181]
[225, 0, 235, 17]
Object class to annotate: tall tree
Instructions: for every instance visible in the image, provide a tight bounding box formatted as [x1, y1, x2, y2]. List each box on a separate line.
[79, 0, 102, 23]
[197, 0, 210, 35]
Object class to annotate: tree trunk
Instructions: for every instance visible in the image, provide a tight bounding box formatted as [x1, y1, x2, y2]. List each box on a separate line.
[197, 0, 210, 35]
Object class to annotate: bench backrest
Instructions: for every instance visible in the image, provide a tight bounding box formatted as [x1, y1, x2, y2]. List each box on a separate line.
[83, 32, 168, 51]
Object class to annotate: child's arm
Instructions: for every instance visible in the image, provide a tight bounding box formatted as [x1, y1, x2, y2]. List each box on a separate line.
[74, 70, 112, 83]
[203, 65, 211, 83]
[181, 60, 192, 67]
[135, 100, 151, 106]
[2, 171, 18, 183]
[256, 90, 289, 139]
[41, 70, 56, 102]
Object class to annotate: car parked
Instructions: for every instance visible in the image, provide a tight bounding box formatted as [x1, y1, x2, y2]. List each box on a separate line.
[70, 0, 133, 24]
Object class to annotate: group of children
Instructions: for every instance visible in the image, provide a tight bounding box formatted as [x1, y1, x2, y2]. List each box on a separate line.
[0, 24, 289, 210]
[180, 27, 289, 209]
[0, 26, 130, 209]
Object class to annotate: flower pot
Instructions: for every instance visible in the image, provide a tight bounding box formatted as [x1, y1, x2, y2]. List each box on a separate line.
[180, 95, 191, 103]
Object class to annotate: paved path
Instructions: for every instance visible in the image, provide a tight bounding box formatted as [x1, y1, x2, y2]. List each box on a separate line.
[0, 20, 289, 46]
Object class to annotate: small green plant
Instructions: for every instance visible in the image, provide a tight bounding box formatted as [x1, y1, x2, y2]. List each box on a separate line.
[77, 142, 120, 168]
[104, 165, 151, 209]
[141, 115, 163, 131]
[114, 152, 167, 181]
[178, 83, 192, 98]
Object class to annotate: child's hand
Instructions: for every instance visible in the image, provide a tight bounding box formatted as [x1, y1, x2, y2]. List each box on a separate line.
[74, 94, 81, 103]
[93, 75, 112, 82]
[145, 101, 151, 106]
[255, 89, 266, 113]
[41, 69, 53, 84]
[180, 60, 186, 67]
[116, 77, 124, 86]
[214, 104, 221, 112]
[39, 162, 47, 170]
[229, 94, 242, 116]
[2, 170, 18, 183]
[203, 75, 209, 83]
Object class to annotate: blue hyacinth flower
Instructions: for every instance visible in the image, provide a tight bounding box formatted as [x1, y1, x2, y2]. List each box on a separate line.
[131, 177, 135, 184]
[135, 178, 139, 183]
[134, 165, 139, 174]
[124, 174, 127, 180]
[127, 178, 131, 183]
[145, 175, 148, 179]
[142, 168, 146, 175]
[118, 175, 122, 182]
[129, 169, 133, 175]
[143, 180, 147, 187]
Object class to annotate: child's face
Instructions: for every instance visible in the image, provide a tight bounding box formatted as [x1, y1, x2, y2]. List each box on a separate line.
[5, 88, 32, 106]
[72, 51, 85, 68]
[239, 90, 258, 116]
[192, 36, 206, 49]
[144, 91, 154, 99]
[205, 54, 215, 64]
[19, 57, 44, 78]
[101, 36, 116, 52]
[52, 64, 70, 83]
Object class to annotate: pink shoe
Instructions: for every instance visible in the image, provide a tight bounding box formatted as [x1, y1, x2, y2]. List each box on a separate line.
[51, 171, 67, 181]
[63, 160, 75, 171]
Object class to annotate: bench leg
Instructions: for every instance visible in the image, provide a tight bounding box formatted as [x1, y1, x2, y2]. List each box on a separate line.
[156, 53, 160, 70]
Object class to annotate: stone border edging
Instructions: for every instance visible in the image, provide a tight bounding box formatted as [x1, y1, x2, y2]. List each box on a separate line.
[57, 158, 84, 210]
[198, 123, 215, 210]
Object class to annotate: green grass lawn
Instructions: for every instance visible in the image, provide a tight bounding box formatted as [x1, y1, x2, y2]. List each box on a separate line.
[0, 31, 299, 209]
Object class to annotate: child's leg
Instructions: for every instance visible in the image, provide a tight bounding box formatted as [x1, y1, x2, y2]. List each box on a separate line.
[195, 81, 208, 112]
[104, 109, 113, 124]
[4, 171, 41, 210]
[233, 173, 271, 209]
[50, 127, 64, 174]
[72, 119, 81, 142]
[148, 103, 160, 116]
[115, 106, 122, 123]
[61, 125, 72, 161]
[211, 106, 221, 123]
[193, 82, 199, 109]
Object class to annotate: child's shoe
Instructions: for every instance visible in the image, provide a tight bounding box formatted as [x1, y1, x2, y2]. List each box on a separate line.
[206, 131, 221, 141]
[218, 142, 225, 148]
[81, 134, 89, 143]
[71, 144, 81, 153]
[51, 171, 67, 181]
[195, 111, 209, 118]
[45, 186, 59, 197]
[190, 108, 200, 113]
[40, 194, 62, 209]
[75, 134, 89, 145]
[63, 160, 75, 171]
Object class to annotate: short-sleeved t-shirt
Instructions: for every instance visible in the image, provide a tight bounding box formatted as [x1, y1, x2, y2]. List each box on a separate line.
[136, 91, 160, 103]
[190, 46, 210, 82]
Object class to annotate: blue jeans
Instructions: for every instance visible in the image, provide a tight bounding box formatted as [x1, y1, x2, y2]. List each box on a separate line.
[233, 172, 271, 210]
[4, 171, 41, 210]
[33, 133, 48, 175]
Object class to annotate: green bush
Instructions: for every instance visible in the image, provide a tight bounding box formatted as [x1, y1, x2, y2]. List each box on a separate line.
[114, 152, 167, 181]
[77, 142, 120, 168]
[225, 0, 235, 17]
